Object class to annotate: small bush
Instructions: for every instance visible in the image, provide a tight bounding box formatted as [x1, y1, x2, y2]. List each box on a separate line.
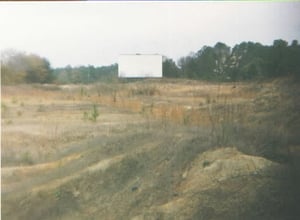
[11, 97, 18, 104]
[17, 110, 22, 117]
[37, 105, 46, 112]
[205, 93, 248, 147]
[83, 104, 99, 122]
[91, 104, 99, 122]
[20, 152, 34, 165]
[80, 87, 88, 96]
[83, 111, 89, 120]
[6, 119, 13, 125]
[203, 160, 211, 168]
[131, 86, 160, 96]
[1, 102, 8, 117]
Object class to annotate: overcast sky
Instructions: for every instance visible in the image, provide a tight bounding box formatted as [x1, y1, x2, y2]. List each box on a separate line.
[1, 1, 300, 68]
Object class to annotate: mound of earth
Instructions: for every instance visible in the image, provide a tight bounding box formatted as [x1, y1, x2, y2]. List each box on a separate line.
[3, 141, 297, 220]
[2, 80, 299, 220]
[132, 148, 293, 220]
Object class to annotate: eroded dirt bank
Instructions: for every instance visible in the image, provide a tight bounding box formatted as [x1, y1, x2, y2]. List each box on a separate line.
[2, 79, 299, 219]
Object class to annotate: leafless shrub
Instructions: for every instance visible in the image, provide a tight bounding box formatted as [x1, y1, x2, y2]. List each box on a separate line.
[130, 85, 160, 96]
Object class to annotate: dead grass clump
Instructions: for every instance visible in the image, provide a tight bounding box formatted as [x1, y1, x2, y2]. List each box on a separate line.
[11, 96, 18, 104]
[117, 99, 143, 113]
[130, 85, 160, 96]
[170, 105, 185, 124]
[233, 78, 300, 163]
[13, 187, 78, 220]
[1, 102, 9, 118]
[94, 83, 121, 96]
[206, 95, 249, 147]
[37, 104, 46, 112]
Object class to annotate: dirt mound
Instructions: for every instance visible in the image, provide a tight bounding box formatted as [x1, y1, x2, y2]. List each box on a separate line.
[2, 80, 299, 220]
[2, 135, 295, 220]
[179, 147, 276, 192]
[133, 147, 288, 220]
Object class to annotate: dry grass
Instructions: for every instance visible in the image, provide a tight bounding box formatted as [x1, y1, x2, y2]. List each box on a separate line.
[2, 78, 299, 220]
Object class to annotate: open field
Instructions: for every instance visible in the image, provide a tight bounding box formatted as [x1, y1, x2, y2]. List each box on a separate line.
[2, 78, 300, 219]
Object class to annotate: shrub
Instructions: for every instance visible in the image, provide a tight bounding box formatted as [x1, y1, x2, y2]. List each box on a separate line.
[130, 86, 160, 96]
[1, 102, 8, 118]
[91, 104, 99, 122]
[20, 152, 34, 165]
[83, 104, 99, 122]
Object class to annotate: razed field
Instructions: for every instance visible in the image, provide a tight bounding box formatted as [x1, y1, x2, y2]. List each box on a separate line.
[1, 78, 299, 219]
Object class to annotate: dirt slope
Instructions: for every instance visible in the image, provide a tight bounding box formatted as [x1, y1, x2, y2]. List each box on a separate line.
[1, 130, 294, 220]
[2, 80, 299, 219]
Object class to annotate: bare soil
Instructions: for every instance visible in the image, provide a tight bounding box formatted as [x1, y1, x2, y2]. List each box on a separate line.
[1, 78, 299, 219]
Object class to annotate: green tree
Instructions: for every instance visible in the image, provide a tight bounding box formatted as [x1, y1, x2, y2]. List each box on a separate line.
[288, 40, 300, 77]
[226, 42, 270, 80]
[270, 39, 289, 77]
[196, 46, 216, 79]
[213, 42, 231, 77]
[178, 43, 231, 80]
[53, 64, 118, 84]
[163, 58, 181, 78]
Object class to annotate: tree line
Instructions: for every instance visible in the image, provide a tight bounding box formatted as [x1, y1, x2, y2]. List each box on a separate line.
[164, 39, 300, 81]
[1, 39, 300, 85]
[52, 64, 117, 84]
[1, 49, 118, 85]
[1, 50, 53, 84]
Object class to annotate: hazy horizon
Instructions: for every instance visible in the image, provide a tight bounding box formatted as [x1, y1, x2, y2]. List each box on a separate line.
[1, 1, 300, 68]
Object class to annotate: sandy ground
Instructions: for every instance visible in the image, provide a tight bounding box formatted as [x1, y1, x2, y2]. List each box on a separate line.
[1, 79, 299, 219]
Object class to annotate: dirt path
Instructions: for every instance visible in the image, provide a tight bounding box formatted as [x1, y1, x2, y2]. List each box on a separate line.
[2, 81, 298, 220]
